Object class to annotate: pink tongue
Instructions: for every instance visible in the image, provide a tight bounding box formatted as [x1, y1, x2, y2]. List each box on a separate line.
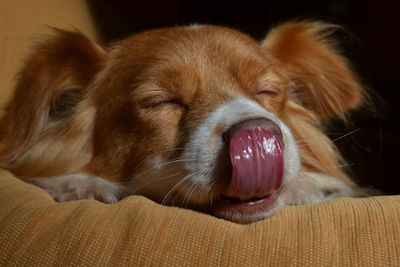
[225, 127, 284, 199]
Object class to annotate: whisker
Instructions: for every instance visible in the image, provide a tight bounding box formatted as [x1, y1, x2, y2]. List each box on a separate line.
[134, 147, 187, 170]
[161, 171, 198, 205]
[113, 157, 197, 192]
[183, 183, 198, 208]
[131, 171, 185, 194]
[331, 128, 360, 143]
[209, 191, 214, 207]
[335, 163, 355, 168]
[295, 128, 360, 148]
[133, 158, 196, 180]
[197, 183, 212, 206]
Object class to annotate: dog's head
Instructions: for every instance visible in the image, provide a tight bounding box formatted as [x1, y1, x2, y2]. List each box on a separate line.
[0, 21, 363, 223]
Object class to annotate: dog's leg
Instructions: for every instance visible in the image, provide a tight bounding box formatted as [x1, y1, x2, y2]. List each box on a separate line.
[29, 174, 129, 204]
[282, 172, 353, 205]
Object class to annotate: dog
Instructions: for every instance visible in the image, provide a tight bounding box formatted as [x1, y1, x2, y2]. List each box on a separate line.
[0, 21, 367, 223]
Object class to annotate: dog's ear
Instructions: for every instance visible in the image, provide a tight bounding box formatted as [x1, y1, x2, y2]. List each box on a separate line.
[0, 30, 104, 175]
[261, 21, 364, 120]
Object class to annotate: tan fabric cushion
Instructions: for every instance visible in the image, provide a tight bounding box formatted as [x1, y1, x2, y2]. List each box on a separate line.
[0, 169, 399, 266]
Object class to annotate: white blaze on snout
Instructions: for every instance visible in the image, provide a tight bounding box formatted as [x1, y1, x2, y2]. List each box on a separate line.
[183, 99, 300, 192]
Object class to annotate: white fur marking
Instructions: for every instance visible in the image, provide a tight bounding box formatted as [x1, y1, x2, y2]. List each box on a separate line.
[281, 171, 353, 205]
[30, 173, 126, 204]
[183, 98, 300, 193]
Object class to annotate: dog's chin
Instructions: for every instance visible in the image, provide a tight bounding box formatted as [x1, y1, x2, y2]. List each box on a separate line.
[210, 191, 283, 224]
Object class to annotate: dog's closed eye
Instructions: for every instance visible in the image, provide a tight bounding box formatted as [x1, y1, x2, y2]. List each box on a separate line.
[137, 92, 187, 111]
[255, 87, 279, 98]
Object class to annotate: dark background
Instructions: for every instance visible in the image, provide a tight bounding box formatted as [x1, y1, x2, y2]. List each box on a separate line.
[88, 0, 400, 194]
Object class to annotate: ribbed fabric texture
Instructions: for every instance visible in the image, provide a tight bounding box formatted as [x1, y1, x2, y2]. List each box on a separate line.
[0, 169, 399, 266]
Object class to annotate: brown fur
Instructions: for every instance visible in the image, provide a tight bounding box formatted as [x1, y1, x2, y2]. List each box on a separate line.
[0, 21, 365, 221]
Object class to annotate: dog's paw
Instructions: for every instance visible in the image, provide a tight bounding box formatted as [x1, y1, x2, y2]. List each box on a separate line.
[29, 173, 128, 204]
[282, 172, 353, 205]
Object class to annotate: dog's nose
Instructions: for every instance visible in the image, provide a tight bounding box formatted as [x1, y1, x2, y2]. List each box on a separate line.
[222, 118, 284, 199]
[223, 118, 283, 145]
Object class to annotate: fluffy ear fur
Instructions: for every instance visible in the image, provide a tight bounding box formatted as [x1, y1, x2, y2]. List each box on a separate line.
[261, 20, 364, 121]
[0, 31, 104, 177]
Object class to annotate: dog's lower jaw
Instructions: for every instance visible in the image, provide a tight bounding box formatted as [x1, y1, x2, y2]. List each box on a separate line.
[211, 191, 285, 224]
[209, 171, 353, 223]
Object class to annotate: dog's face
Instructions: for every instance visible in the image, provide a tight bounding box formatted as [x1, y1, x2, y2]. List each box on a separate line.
[0, 22, 363, 223]
[89, 26, 301, 222]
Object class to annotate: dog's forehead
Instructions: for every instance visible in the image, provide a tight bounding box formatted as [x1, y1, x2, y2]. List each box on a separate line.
[113, 25, 268, 71]
[110, 26, 274, 101]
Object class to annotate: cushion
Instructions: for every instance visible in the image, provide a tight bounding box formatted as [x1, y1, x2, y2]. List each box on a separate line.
[0, 169, 399, 266]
